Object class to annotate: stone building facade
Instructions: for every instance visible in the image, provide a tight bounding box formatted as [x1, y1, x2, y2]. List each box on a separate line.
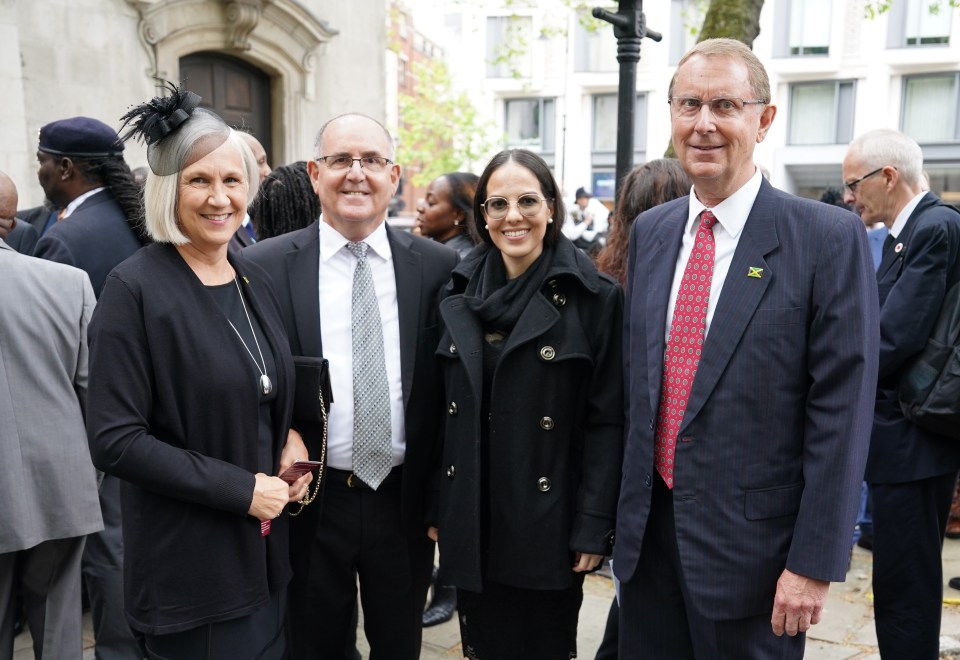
[0, 0, 388, 207]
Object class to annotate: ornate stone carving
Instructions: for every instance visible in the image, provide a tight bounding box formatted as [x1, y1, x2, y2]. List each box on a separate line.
[224, 0, 263, 51]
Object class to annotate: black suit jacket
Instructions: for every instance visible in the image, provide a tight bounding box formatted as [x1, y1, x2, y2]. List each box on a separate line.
[241, 220, 458, 543]
[615, 180, 879, 620]
[16, 205, 52, 236]
[4, 221, 39, 254]
[866, 192, 960, 484]
[33, 190, 142, 297]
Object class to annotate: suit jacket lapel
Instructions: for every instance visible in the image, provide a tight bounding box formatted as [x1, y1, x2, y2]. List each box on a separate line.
[645, 207, 687, 417]
[877, 192, 935, 283]
[285, 225, 323, 357]
[680, 182, 779, 432]
[388, 225, 419, 409]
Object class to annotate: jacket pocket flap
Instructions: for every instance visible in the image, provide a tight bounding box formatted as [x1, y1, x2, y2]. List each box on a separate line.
[744, 482, 803, 520]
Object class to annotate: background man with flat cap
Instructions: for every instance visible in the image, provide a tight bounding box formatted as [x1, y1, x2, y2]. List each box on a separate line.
[33, 116, 147, 295]
[32, 116, 145, 660]
[614, 38, 878, 659]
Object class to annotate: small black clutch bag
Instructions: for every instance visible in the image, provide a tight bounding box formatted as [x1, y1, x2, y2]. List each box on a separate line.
[292, 356, 333, 423]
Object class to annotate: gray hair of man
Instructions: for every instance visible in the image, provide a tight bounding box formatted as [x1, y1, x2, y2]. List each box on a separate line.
[669, 38, 771, 106]
[143, 109, 260, 244]
[312, 113, 395, 161]
[847, 129, 924, 189]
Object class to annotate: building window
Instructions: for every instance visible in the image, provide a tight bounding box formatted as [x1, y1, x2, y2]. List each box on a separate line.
[907, 0, 952, 45]
[487, 16, 533, 78]
[505, 98, 555, 154]
[591, 93, 647, 198]
[902, 73, 959, 143]
[574, 10, 617, 72]
[788, 81, 855, 145]
[790, 0, 831, 55]
[669, 0, 704, 65]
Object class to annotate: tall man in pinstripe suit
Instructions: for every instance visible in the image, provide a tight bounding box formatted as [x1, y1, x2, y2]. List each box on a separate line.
[614, 39, 879, 659]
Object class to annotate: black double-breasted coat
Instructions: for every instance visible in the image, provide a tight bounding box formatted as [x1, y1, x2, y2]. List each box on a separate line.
[435, 238, 624, 593]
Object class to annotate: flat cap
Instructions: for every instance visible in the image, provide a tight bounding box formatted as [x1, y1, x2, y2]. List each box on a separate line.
[38, 117, 124, 158]
[575, 187, 591, 199]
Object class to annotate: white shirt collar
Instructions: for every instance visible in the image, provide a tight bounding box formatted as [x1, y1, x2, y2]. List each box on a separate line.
[889, 191, 927, 239]
[686, 167, 763, 238]
[62, 187, 105, 219]
[318, 216, 392, 263]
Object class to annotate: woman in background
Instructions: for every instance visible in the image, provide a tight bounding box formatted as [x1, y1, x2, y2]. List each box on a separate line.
[596, 159, 690, 287]
[416, 171, 479, 257]
[249, 161, 321, 240]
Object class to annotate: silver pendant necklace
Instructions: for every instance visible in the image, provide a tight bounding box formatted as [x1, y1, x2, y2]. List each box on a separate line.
[227, 276, 273, 395]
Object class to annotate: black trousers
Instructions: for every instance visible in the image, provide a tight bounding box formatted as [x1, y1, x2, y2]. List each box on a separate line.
[287, 467, 433, 660]
[871, 470, 957, 660]
[142, 588, 286, 660]
[82, 474, 141, 660]
[619, 478, 805, 660]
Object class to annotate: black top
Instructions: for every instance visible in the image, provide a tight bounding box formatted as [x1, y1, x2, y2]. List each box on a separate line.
[87, 243, 295, 635]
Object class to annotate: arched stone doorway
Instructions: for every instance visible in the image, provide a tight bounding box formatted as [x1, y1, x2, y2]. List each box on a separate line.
[181, 52, 273, 164]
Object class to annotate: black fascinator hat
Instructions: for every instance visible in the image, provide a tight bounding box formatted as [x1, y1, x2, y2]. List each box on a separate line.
[120, 82, 229, 176]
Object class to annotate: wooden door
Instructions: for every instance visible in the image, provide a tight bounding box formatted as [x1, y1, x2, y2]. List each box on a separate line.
[180, 52, 273, 164]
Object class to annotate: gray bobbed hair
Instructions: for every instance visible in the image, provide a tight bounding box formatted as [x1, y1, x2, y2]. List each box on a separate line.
[143, 108, 260, 244]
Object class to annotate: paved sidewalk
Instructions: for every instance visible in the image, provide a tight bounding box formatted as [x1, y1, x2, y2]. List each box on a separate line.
[14, 538, 960, 659]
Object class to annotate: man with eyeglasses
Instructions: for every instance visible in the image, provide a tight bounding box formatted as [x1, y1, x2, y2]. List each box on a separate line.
[614, 39, 879, 659]
[843, 128, 960, 659]
[242, 113, 457, 659]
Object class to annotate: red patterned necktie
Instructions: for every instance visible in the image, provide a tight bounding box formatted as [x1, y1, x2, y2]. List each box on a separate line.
[655, 210, 718, 489]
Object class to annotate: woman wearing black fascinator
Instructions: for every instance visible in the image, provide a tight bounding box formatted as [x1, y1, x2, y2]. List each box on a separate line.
[86, 83, 312, 659]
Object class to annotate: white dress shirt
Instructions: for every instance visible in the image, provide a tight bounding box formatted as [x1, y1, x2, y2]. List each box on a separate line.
[665, 167, 763, 341]
[317, 218, 406, 470]
[889, 191, 927, 240]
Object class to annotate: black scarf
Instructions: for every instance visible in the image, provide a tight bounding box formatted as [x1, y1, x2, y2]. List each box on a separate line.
[462, 246, 554, 334]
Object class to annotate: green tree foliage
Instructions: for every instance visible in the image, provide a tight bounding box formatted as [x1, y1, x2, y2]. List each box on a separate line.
[397, 59, 499, 187]
[864, 0, 958, 19]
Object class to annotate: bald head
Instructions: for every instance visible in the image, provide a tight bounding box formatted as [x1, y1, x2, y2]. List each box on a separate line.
[0, 171, 19, 240]
[314, 113, 395, 161]
[239, 132, 271, 179]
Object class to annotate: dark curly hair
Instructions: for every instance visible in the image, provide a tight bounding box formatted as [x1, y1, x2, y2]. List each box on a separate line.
[596, 159, 690, 287]
[249, 162, 321, 240]
[76, 156, 150, 244]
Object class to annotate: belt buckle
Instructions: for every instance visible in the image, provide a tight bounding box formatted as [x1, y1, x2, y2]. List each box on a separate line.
[346, 473, 357, 488]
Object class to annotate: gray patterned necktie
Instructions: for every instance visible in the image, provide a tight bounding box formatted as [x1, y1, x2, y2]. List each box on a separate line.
[346, 241, 393, 489]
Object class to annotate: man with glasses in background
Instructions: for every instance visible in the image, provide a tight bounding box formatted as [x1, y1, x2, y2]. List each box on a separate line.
[243, 113, 457, 659]
[843, 128, 960, 659]
[614, 39, 879, 658]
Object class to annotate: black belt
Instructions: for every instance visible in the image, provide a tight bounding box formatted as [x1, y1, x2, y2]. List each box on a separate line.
[325, 465, 403, 491]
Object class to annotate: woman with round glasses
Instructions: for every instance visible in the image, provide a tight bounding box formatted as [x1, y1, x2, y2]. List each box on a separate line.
[415, 171, 480, 258]
[432, 149, 623, 658]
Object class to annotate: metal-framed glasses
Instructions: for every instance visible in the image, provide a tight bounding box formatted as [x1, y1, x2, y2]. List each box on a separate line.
[844, 167, 884, 193]
[668, 97, 768, 120]
[316, 155, 393, 172]
[481, 194, 550, 220]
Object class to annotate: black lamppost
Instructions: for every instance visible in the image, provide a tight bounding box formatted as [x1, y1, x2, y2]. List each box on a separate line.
[593, 1, 661, 203]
